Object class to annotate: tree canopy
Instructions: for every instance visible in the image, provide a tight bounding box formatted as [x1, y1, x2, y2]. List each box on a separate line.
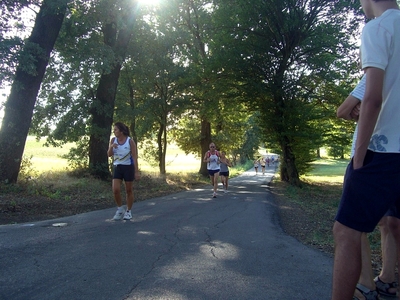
[1, 0, 364, 185]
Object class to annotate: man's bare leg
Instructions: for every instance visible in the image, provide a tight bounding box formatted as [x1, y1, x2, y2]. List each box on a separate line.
[383, 216, 400, 296]
[332, 221, 363, 300]
[354, 233, 376, 298]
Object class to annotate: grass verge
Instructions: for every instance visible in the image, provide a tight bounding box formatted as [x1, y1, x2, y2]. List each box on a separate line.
[0, 162, 255, 225]
[270, 159, 384, 274]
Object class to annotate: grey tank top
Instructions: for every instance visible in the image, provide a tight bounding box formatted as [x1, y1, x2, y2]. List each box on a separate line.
[220, 162, 229, 172]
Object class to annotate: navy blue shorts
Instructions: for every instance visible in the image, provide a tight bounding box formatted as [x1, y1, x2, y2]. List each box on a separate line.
[220, 171, 229, 177]
[113, 164, 135, 181]
[208, 169, 220, 176]
[335, 150, 400, 232]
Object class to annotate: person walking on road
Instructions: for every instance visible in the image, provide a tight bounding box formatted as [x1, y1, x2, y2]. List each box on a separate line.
[260, 157, 266, 175]
[253, 158, 260, 174]
[203, 142, 220, 198]
[219, 151, 232, 193]
[107, 122, 140, 220]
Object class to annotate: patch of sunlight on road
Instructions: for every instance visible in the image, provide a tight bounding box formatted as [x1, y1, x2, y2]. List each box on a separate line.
[137, 231, 156, 236]
[200, 241, 240, 260]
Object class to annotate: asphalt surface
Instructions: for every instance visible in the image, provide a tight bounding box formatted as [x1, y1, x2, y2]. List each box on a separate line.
[0, 166, 333, 300]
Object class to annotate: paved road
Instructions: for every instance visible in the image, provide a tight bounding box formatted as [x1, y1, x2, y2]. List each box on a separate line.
[0, 166, 333, 300]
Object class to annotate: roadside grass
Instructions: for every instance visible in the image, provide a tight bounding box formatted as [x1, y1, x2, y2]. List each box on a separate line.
[24, 136, 74, 171]
[270, 158, 383, 269]
[0, 137, 252, 224]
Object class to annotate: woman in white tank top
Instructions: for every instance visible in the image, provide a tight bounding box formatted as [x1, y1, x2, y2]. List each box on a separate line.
[203, 142, 220, 198]
[107, 122, 140, 221]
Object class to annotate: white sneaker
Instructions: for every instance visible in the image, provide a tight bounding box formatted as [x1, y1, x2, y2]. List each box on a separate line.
[113, 207, 126, 220]
[123, 210, 132, 220]
[213, 192, 217, 198]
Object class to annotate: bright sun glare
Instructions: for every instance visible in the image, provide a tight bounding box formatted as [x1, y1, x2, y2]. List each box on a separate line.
[138, 0, 161, 6]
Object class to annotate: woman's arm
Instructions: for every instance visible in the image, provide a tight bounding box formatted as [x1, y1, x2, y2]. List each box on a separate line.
[130, 139, 140, 179]
[107, 137, 116, 157]
[226, 159, 232, 167]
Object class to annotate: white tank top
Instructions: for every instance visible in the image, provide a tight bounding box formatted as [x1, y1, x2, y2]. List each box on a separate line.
[113, 137, 133, 166]
[207, 151, 220, 170]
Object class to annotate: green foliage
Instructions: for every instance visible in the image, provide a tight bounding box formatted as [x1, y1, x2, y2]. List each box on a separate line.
[18, 0, 363, 184]
[210, 0, 362, 184]
[323, 116, 355, 160]
[170, 114, 201, 156]
[230, 159, 253, 175]
[171, 110, 262, 163]
[327, 145, 348, 160]
[140, 139, 160, 168]
[0, 1, 32, 85]
[60, 137, 89, 170]
[17, 155, 39, 183]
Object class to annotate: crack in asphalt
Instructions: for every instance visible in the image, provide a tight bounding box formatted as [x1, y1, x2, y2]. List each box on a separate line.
[203, 202, 250, 259]
[123, 200, 250, 298]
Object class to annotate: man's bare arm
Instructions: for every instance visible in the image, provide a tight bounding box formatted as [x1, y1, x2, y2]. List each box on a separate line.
[353, 67, 384, 169]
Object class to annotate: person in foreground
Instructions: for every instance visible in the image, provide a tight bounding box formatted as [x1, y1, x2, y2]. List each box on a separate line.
[337, 74, 399, 299]
[203, 142, 220, 198]
[107, 122, 140, 220]
[332, 1, 400, 299]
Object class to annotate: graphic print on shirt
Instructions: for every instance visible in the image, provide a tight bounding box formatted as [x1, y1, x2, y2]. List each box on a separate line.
[369, 134, 388, 152]
[113, 137, 133, 165]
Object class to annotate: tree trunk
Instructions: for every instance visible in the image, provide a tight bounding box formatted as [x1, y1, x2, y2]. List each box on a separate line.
[279, 137, 302, 187]
[128, 84, 137, 146]
[89, 68, 121, 179]
[157, 120, 167, 175]
[199, 118, 211, 176]
[271, 70, 302, 187]
[0, 0, 68, 183]
[88, 7, 136, 179]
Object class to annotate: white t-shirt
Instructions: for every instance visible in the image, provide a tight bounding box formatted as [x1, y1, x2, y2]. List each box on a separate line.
[361, 9, 400, 153]
[350, 74, 366, 158]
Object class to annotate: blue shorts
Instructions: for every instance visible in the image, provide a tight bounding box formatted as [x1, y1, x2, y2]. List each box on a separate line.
[208, 169, 220, 176]
[113, 164, 135, 181]
[220, 171, 229, 177]
[335, 150, 400, 232]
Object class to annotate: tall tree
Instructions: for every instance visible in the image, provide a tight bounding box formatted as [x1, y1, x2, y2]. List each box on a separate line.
[88, 0, 138, 179]
[212, 0, 362, 186]
[116, 24, 188, 174]
[0, 0, 69, 183]
[155, 0, 219, 176]
[30, 0, 139, 179]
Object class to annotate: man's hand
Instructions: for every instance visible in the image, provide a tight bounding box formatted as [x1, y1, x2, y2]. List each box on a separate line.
[350, 103, 361, 121]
